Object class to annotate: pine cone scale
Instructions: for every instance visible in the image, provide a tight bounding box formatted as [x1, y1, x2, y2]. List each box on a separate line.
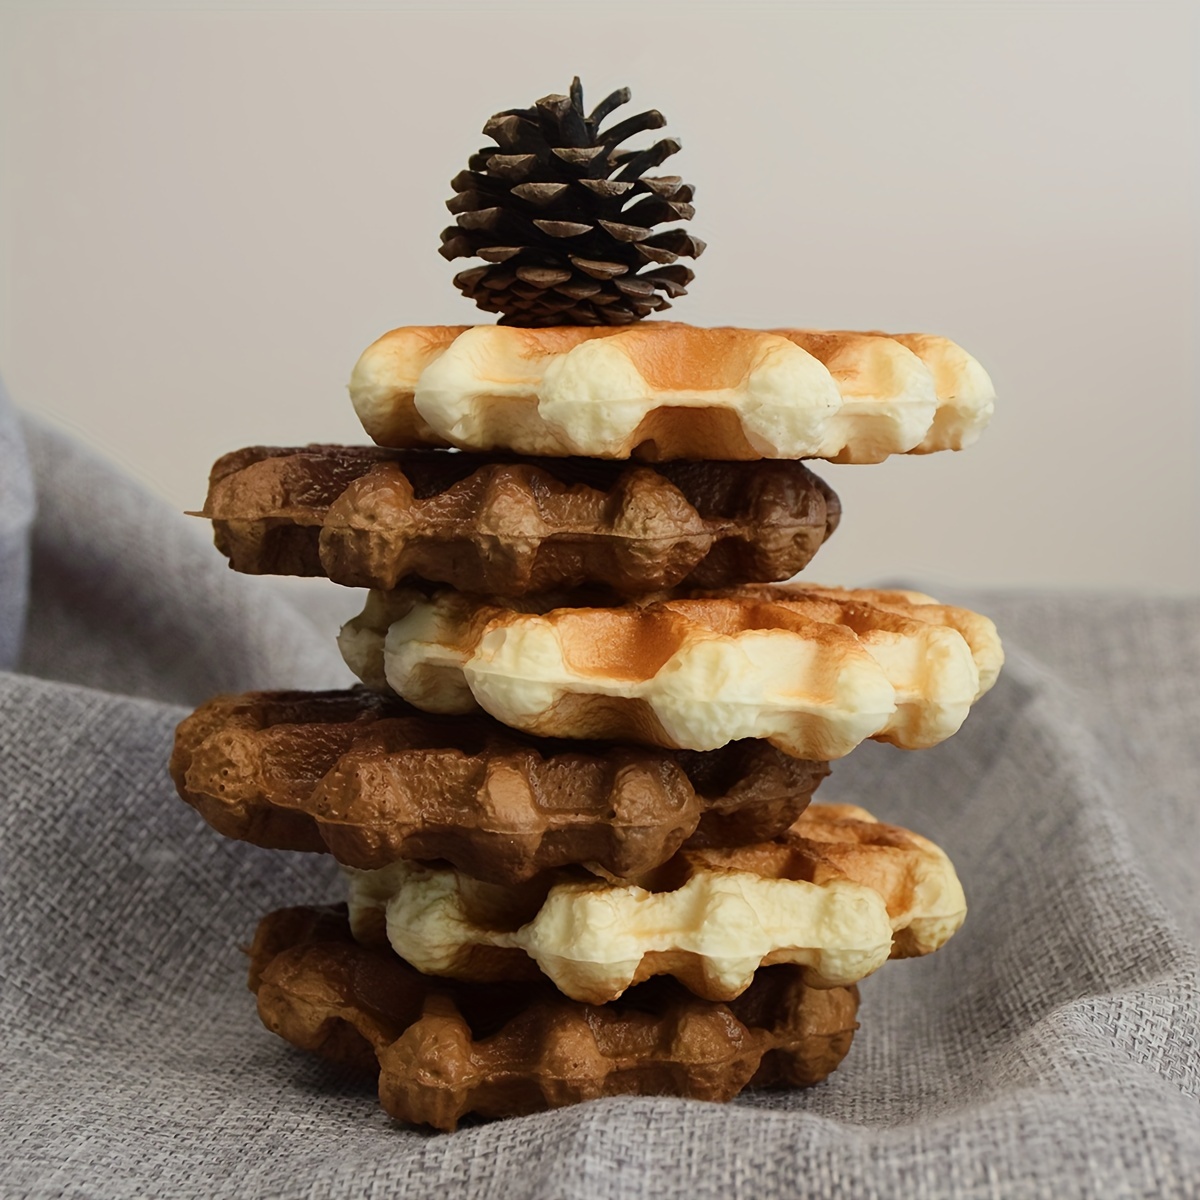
[515, 266, 573, 286]
[533, 219, 594, 239]
[577, 179, 636, 198]
[570, 257, 629, 281]
[596, 220, 651, 243]
[476, 246, 523, 263]
[635, 245, 678, 266]
[551, 146, 608, 168]
[485, 154, 540, 181]
[511, 183, 572, 206]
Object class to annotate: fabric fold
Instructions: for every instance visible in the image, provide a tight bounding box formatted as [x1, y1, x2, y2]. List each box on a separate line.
[1, 400, 1198, 1198]
[0, 378, 35, 670]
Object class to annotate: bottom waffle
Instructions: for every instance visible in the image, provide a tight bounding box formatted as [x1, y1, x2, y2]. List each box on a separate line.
[250, 904, 860, 1132]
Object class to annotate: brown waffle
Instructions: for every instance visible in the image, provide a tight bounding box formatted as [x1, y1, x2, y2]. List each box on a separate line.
[249, 904, 860, 1131]
[200, 445, 840, 596]
[171, 689, 827, 883]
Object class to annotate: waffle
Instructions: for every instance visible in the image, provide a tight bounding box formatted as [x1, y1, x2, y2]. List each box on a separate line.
[171, 689, 828, 883]
[200, 444, 840, 596]
[339, 585, 1003, 760]
[250, 904, 860, 1131]
[346, 803, 966, 1003]
[349, 323, 994, 462]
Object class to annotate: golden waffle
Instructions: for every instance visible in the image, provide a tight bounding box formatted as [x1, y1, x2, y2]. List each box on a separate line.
[349, 322, 994, 462]
[339, 585, 1003, 759]
[200, 444, 840, 596]
[250, 904, 860, 1131]
[171, 689, 828, 883]
[346, 803, 966, 1003]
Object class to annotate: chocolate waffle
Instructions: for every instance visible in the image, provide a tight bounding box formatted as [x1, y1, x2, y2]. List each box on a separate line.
[250, 904, 860, 1131]
[171, 689, 827, 883]
[201, 444, 840, 596]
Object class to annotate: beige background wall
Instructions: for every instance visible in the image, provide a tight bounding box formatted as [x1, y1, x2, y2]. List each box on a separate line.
[2, 0, 1196, 593]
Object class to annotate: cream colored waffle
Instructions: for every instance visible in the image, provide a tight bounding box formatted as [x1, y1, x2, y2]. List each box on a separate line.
[338, 585, 1003, 760]
[346, 803, 966, 1003]
[349, 323, 994, 463]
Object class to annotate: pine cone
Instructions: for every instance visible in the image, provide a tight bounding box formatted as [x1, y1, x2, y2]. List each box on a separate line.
[440, 78, 704, 327]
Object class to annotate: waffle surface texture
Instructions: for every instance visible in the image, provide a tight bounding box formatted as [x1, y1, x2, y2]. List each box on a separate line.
[5, 399, 1200, 1198]
[349, 323, 995, 461]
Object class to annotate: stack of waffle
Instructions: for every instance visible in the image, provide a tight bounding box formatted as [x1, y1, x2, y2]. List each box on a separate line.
[172, 322, 1002, 1131]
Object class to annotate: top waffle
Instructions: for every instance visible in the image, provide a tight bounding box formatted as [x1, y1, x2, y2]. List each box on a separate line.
[349, 323, 994, 462]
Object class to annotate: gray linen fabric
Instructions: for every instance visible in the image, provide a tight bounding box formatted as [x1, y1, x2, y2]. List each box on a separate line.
[2, 394, 1198, 1199]
[0, 378, 34, 671]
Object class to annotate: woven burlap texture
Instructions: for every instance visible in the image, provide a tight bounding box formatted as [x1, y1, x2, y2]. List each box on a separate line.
[2, 386, 1197, 1199]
